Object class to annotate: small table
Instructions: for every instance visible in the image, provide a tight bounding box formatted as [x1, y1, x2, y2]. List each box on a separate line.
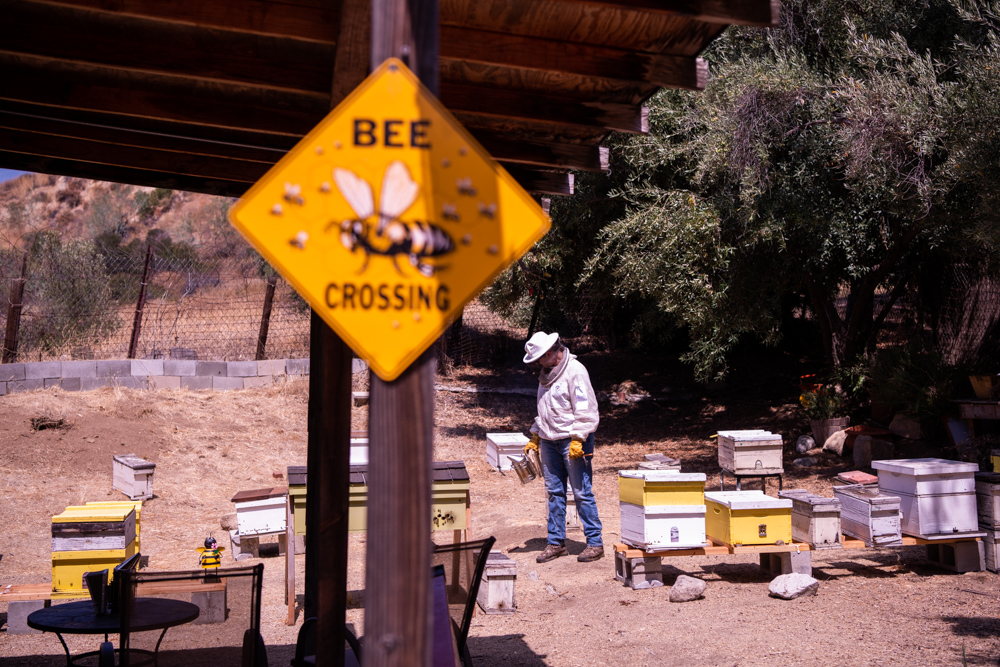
[719, 469, 783, 492]
[28, 597, 199, 667]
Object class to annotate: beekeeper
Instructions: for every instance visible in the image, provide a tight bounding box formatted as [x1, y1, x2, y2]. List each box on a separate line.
[522, 331, 604, 563]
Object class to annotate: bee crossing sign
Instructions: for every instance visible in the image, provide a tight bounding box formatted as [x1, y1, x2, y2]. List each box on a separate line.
[229, 58, 551, 381]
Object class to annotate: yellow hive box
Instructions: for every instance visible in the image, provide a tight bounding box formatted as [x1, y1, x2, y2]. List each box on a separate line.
[992, 449, 1000, 473]
[52, 539, 138, 593]
[288, 485, 307, 536]
[348, 461, 471, 532]
[618, 470, 706, 507]
[705, 491, 792, 546]
[85, 501, 143, 554]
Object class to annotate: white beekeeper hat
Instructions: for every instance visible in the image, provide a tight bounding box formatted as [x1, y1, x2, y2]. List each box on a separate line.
[523, 331, 559, 364]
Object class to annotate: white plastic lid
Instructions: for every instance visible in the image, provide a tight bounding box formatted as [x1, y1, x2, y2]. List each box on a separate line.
[619, 470, 706, 482]
[717, 430, 781, 441]
[871, 458, 979, 475]
[704, 490, 792, 510]
[486, 433, 530, 445]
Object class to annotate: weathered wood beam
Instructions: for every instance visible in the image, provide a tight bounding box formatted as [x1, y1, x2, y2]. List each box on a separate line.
[502, 166, 575, 196]
[575, 0, 780, 26]
[440, 26, 707, 90]
[330, 0, 372, 104]
[441, 82, 647, 134]
[475, 132, 609, 171]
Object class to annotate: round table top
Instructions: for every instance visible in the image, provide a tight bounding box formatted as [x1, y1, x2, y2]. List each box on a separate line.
[27, 598, 200, 635]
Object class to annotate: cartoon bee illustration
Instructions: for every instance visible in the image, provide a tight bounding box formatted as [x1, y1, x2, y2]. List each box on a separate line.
[329, 161, 454, 277]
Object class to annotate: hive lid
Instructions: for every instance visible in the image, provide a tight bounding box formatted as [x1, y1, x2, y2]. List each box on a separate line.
[231, 487, 288, 503]
[975, 472, 1000, 486]
[619, 470, 706, 482]
[833, 484, 901, 506]
[717, 430, 782, 442]
[349, 460, 469, 484]
[704, 490, 792, 510]
[53, 506, 135, 522]
[871, 458, 978, 476]
[486, 433, 530, 446]
[779, 489, 841, 510]
[113, 454, 155, 470]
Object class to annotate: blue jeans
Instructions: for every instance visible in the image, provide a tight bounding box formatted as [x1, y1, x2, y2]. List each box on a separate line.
[539, 433, 603, 547]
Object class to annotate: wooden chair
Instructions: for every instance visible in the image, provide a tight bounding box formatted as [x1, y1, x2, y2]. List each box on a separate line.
[119, 563, 266, 667]
[431, 536, 496, 667]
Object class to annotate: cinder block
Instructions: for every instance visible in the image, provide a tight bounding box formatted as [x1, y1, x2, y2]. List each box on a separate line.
[244, 375, 274, 389]
[181, 376, 213, 390]
[213, 376, 244, 391]
[97, 360, 131, 378]
[61, 361, 97, 378]
[81, 377, 113, 391]
[25, 361, 62, 380]
[8, 378, 44, 392]
[131, 359, 164, 376]
[0, 381, 6, 395]
[164, 360, 197, 376]
[7, 600, 48, 634]
[286, 358, 310, 375]
[257, 359, 285, 376]
[926, 541, 984, 573]
[44, 378, 61, 389]
[352, 358, 367, 373]
[191, 589, 227, 624]
[149, 375, 181, 390]
[0, 363, 26, 381]
[60, 377, 82, 392]
[614, 550, 663, 590]
[227, 361, 258, 377]
[196, 361, 227, 377]
[111, 376, 145, 390]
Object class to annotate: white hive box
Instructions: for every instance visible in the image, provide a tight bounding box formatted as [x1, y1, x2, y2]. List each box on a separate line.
[872, 458, 979, 537]
[619, 503, 706, 551]
[477, 551, 517, 614]
[833, 485, 902, 546]
[231, 487, 287, 536]
[717, 430, 783, 475]
[350, 437, 369, 466]
[975, 472, 1000, 529]
[779, 489, 842, 549]
[113, 454, 155, 500]
[486, 433, 529, 471]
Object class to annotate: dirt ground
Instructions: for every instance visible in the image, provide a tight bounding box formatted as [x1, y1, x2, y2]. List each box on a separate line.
[1, 351, 999, 666]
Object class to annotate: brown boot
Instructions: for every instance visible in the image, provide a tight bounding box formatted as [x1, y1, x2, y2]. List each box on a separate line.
[536, 544, 568, 563]
[577, 545, 604, 562]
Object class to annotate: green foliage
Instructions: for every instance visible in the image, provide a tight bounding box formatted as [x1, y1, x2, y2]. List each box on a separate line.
[799, 386, 844, 420]
[85, 185, 138, 237]
[868, 343, 967, 419]
[134, 188, 173, 219]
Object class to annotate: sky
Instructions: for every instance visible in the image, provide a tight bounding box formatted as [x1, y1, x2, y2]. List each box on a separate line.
[0, 169, 30, 183]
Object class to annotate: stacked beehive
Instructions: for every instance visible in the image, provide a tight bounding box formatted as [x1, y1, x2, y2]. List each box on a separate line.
[975, 472, 1000, 571]
[51, 505, 138, 594]
[704, 491, 792, 546]
[871, 458, 979, 538]
[618, 470, 707, 551]
[486, 433, 529, 471]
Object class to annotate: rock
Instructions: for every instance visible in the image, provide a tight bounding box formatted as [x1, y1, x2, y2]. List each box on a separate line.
[792, 456, 819, 467]
[853, 435, 873, 468]
[768, 573, 819, 600]
[822, 430, 849, 456]
[669, 574, 706, 602]
[795, 435, 815, 454]
[220, 513, 238, 531]
[870, 437, 894, 461]
[889, 414, 922, 440]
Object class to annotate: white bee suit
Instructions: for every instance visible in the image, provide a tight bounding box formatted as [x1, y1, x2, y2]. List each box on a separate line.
[529, 349, 599, 440]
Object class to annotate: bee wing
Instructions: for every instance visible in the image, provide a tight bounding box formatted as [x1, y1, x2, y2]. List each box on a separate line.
[333, 168, 375, 220]
[379, 161, 420, 220]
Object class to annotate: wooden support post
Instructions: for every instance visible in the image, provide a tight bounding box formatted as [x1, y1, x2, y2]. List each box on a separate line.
[285, 493, 295, 624]
[363, 2, 438, 665]
[256, 275, 278, 361]
[127, 244, 154, 359]
[2, 251, 27, 364]
[305, 312, 352, 666]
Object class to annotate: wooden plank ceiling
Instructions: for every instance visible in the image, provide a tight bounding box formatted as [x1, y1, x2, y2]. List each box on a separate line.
[0, 0, 778, 197]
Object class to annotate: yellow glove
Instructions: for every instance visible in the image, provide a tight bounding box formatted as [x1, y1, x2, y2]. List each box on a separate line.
[524, 433, 540, 455]
[569, 438, 585, 459]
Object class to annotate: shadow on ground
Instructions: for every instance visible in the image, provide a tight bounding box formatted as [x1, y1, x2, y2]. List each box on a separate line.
[466, 633, 548, 666]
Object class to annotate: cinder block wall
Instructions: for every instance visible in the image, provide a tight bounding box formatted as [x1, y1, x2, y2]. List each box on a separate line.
[0, 358, 368, 395]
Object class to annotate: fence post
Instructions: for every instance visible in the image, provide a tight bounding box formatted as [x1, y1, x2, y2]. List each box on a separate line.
[2, 251, 28, 364]
[128, 244, 154, 360]
[256, 275, 278, 361]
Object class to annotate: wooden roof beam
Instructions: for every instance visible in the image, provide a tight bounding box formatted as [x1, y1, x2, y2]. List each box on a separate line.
[473, 132, 609, 172]
[548, 0, 780, 27]
[502, 166, 575, 196]
[440, 26, 707, 90]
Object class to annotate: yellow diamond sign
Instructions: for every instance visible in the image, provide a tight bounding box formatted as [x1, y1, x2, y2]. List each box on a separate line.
[229, 58, 550, 381]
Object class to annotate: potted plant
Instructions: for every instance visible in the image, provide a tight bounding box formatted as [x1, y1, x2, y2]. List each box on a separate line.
[799, 377, 849, 446]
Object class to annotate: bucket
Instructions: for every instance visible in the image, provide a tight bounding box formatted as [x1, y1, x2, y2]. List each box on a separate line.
[512, 456, 537, 484]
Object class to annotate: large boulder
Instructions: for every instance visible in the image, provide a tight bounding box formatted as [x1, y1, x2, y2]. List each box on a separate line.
[669, 574, 707, 602]
[768, 573, 819, 600]
[889, 414, 922, 440]
[822, 430, 849, 456]
[853, 435, 873, 468]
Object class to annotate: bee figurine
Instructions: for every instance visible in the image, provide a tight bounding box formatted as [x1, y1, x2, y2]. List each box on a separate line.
[197, 536, 225, 570]
[328, 160, 455, 277]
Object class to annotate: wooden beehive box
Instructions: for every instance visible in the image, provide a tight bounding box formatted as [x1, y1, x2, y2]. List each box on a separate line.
[985, 528, 999, 573]
[619, 503, 706, 551]
[113, 453, 156, 500]
[704, 490, 792, 546]
[51, 505, 138, 593]
[84, 501, 143, 555]
[231, 487, 288, 536]
[348, 461, 470, 532]
[833, 485, 902, 547]
[618, 470, 705, 506]
[477, 551, 517, 614]
[872, 458, 979, 537]
[778, 490, 842, 549]
[486, 433, 529, 471]
[976, 472, 1000, 529]
[717, 430, 783, 475]
[349, 436, 369, 466]
[287, 465, 307, 537]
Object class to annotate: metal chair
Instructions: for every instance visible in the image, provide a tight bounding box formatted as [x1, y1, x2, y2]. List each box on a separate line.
[119, 563, 266, 667]
[431, 536, 496, 667]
